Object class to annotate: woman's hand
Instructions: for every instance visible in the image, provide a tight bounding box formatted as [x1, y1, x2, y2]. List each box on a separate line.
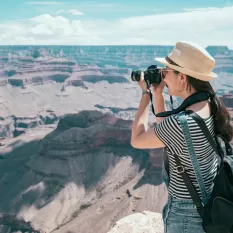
[138, 72, 150, 91]
[151, 79, 166, 95]
[137, 70, 166, 94]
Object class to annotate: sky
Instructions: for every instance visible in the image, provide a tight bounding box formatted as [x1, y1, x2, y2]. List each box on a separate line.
[0, 0, 233, 47]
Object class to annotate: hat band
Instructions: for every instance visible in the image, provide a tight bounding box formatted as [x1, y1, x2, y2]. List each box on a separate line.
[165, 56, 212, 76]
[165, 56, 183, 68]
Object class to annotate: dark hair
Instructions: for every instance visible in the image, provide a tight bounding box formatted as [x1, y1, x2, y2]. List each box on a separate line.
[165, 56, 233, 141]
[176, 70, 233, 142]
[164, 56, 233, 142]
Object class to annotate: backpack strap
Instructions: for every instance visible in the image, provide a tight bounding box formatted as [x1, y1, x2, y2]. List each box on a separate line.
[173, 152, 205, 214]
[174, 112, 210, 216]
[186, 110, 232, 157]
[185, 110, 223, 158]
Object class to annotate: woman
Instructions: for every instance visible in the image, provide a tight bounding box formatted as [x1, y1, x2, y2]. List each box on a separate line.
[131, 41, 233, 233]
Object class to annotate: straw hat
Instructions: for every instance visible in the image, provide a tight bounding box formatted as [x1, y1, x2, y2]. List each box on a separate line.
[155, 41, 217, 81]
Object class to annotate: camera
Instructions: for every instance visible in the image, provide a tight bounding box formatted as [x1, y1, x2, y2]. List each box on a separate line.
[131, 65, 163, 85]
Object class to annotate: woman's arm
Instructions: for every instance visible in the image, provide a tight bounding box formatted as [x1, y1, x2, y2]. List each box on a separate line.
[153, 91, 167, 124]
[130, 91, 165, 149]
[131, 93, 150, 145]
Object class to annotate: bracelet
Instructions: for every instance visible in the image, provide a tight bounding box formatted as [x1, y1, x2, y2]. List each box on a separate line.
[142, 90, 151, 95]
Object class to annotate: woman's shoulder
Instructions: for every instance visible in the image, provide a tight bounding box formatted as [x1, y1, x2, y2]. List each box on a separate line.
[156, 111, 214, 131]
[170, 112, 214, 132]
[157, 114, 183, 131]
[155, 114, 185, 154]
[173, 111, 214, 121]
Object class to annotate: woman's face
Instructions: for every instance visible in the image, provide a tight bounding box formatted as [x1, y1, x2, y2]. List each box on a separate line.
[162, 66, 186, 97]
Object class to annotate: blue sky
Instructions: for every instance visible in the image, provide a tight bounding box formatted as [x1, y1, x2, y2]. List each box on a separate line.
[1, 0, 231, 21]
[0, 0, 233, 47]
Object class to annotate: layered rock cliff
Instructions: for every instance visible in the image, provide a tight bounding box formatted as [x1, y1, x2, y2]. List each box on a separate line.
[1, 45, 233, 142]
[0, 110, 166, 233]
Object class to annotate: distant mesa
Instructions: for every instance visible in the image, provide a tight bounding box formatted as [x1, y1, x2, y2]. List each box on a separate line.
[31, 48, 50, 58]
[206, 46, 233, 56]
[3, 64, 129, 87]
[81, 75, 129, 84]
[32, 49, 40, 59]
[4, 69, 17, 77]
[43, 59, 76, 66]
[8, 72, 71, 87]
[64, 78, 88, 89]
[100, 68, 130, 75]
[213, 67, 233, 73]
[73, 68, 129, 84]
[3, 72, 129, 89]
[1, 45, 232, 90]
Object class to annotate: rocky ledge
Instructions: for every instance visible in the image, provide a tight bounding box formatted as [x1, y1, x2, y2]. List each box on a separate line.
[107, 211, 163, 233]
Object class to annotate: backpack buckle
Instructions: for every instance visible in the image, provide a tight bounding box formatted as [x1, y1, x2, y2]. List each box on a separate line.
[195, 203, 205, 210]
[177, 165, 185, 174]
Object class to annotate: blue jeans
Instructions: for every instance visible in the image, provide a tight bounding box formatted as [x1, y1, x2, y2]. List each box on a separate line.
[162, 195, 205, 233]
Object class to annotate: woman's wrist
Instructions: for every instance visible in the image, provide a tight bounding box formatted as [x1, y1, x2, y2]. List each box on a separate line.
[142, 90, 150, 95]
[153, 90, 164, 96]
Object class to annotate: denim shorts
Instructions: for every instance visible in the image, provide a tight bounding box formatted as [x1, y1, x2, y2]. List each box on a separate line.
[162, 195, 206, 233]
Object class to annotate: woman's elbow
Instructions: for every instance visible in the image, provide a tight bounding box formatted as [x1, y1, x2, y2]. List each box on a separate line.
[130, 139, 140, 149]
[130, 139, 137, 148]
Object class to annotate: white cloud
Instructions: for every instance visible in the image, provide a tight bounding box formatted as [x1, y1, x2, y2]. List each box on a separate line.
[69, 9, 84, 16]
[0, 6, 232, 48]
[26, 1, 64, 5]
[119, 7, 233, 32]
[56, 10, 64, 15]
[183, 7, 220, 12]
[29, 24, 54, 35]
[29, 14, 86, 37]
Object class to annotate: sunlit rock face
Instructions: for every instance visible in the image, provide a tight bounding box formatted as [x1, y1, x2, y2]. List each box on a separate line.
[0, 110, 166, 233]
[106, 211, 164, 233]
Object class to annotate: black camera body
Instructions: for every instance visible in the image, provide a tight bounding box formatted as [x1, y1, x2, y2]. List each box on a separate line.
[131, 65, 162, 85]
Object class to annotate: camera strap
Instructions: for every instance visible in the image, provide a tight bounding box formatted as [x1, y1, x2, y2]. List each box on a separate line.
[149, 91, 214, 118]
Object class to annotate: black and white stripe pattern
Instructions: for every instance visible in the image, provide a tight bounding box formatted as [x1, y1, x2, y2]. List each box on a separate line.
[154, 114, 218, 199]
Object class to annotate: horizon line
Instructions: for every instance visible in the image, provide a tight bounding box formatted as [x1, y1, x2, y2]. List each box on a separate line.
[0, 44, 231, 48]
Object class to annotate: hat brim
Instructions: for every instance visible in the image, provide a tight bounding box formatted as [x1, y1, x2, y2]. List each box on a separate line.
[155, 57, 217, 81]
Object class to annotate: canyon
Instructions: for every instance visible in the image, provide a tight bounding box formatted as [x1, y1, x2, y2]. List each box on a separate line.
[0, 45, 232, 233]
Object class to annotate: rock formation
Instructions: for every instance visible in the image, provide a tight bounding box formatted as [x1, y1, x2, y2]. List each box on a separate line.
[0, 45, 232, 141]
[0, 110, 166, 233]
[107, 211, 163, 233]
